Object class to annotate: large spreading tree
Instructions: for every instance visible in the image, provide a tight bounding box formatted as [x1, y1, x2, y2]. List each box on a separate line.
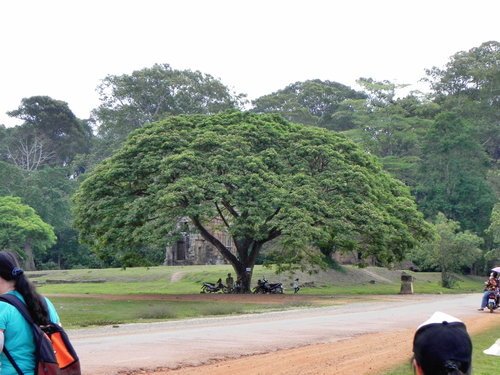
[74, 112, 432, 290]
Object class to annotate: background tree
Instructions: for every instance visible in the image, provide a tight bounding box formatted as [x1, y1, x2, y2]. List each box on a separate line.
[415, 112, 495, 233]
[7, 96, 92, 168]
[0, 125, 8, 161]
[251, 78, 439, 187]
[409, 213, 482, 287]
[425, 41, 500, 162]
[327, 83, 438, 187]
[0, 161, 92, 269]
[0, 196, 56, 270]
[355, 77, 405, 108]
[74, 112, 432, 291]
[484, 202, 500, 266]
[349, 95, 435, 186]
[486, 203, 500, 244]
[251, 79, 366, 130]
[0, 161, 25, 196]
[6, 132, 55, 171]
[91, 63, 245, 155]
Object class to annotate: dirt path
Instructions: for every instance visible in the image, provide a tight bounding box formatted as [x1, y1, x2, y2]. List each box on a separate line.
[67, 293, 499, 375]
[169, 272, 186, 283]
[143, 315, 497, 375]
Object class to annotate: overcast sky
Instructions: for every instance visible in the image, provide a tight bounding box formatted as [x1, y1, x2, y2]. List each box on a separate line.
[1, 0, 499, 127]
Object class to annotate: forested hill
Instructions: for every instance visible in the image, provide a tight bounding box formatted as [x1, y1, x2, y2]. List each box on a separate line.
[0, 42, 498, 273]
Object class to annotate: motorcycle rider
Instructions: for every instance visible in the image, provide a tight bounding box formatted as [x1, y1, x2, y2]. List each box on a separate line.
[496, 272, 500, 305]
[478, 271, 498, 311]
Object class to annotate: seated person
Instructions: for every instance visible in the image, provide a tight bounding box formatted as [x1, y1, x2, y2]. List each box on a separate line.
[225, 273, 234, 290]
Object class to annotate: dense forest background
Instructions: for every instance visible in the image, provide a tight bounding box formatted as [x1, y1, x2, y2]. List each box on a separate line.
[0, 41, 498, 277]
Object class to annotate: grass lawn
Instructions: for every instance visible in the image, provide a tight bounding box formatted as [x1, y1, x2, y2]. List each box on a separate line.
[50, 296, 313, 328]
[32, 264, 483, 295]
[25, 265, 485, 328]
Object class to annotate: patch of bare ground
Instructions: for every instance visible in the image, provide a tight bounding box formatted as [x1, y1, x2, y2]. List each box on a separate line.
[123, 314, 498, 375]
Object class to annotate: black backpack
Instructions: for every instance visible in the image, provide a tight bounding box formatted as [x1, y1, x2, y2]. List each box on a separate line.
[0, 294, 81, 375]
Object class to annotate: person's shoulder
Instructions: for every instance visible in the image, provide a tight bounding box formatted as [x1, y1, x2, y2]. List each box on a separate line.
[0, 299, 17, 309]
[43, 295, 57, 310]
[0, 297, 19, 325]
[0, 292, 24, 307]
[43, 296, 61, 324]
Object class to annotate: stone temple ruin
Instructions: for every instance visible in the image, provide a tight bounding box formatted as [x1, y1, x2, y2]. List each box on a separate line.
[164, 218, 236, 265]
[163, 218, 383, 267]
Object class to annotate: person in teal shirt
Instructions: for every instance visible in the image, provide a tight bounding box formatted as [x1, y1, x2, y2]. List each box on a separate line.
[0, 251, 61, 375]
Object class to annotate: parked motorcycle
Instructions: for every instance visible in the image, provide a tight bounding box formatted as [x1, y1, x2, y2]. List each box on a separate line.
[200, 280, 227, 293]
[253, 278, 284, 294]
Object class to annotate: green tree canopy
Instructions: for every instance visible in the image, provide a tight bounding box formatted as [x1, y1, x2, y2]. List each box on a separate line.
[74, 112, 432, 290]
[487, 202, 500, 245]
[92, 63, 245, 153]
[425, 41, 500, 100]
[415, 112, 495, 233]
[334, 87, 436, 186]
[409, 213, 482, 287]
[0, 196, 56, 270]
[485, 202, 500, 264]
[251, 79, 366, 130]
[0, 161, 90, 269]
[425, 41, 500, 161]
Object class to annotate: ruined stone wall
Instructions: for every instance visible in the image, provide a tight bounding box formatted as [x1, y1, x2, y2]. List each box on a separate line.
[164, 218, 236, 266]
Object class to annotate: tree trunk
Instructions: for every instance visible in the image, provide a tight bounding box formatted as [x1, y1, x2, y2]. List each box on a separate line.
[441, 268, 456, 289]
[190, 216, 268, 293]
[23, 240, 36, 271]
[234, 264, 254, 293]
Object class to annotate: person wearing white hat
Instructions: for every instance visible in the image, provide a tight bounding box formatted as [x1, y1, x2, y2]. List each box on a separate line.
[412, 312, 472, 375]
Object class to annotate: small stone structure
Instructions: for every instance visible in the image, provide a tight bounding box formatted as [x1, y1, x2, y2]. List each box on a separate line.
[399, 272, 414, 294]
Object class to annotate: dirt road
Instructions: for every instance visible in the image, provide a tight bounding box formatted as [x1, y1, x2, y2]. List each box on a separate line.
[68, 294, 498, 375]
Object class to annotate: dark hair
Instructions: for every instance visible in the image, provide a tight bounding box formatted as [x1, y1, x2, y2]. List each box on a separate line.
[413, 322, 472, 375]
[413, 357, 468, 375]
[0, 251, 50, 325]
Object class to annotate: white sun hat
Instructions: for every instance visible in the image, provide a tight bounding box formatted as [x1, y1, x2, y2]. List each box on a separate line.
[483, 338, 500, 356]
[416, 311, 463, 330]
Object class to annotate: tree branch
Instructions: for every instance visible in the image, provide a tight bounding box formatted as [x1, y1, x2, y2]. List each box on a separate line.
[221, 199, 240, 218]
[215, 202, 230, 228]
[7, 136, 55, 171]
[190, 215, 240, 267]
[263, 207, 281, 225]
